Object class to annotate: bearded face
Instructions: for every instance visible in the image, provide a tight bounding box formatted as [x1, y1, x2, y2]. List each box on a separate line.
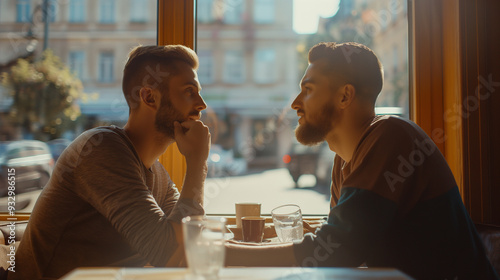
[154, 96, 184, 139]
[154, 94, 202, 139]
[295, 102, 336, 146]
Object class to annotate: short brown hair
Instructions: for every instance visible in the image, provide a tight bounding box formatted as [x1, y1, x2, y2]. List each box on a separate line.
[308, 42, 383, 104]
[122, 45, 199, 110]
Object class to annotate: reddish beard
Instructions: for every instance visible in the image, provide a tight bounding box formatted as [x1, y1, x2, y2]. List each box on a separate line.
[295, 104, 335, 146]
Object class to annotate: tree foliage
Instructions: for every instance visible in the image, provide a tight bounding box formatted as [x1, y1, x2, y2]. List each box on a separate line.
[1, 50, 87, 140]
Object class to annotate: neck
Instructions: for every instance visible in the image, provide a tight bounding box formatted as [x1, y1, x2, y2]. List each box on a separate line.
[326, 108, 375, 163]
[123, 116, 173, 169]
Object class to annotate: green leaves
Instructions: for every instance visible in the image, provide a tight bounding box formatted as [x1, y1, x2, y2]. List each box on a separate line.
[1, 49, 88, 140]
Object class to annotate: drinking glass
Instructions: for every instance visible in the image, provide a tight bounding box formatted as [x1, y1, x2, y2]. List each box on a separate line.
[182, 216, 226, 279]
[271, 204, 304, 243]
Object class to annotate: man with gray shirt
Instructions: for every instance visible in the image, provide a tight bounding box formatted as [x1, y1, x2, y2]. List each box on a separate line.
[11, 45, 210, 280]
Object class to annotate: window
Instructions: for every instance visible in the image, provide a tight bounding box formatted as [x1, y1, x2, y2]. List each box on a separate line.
[253, 0, 275, 24]
[253, 49, 276, 84]
[99, 52, 114, 83]
[99, 0, 116, 23]
[69, 0, 86, 23]
[223, 0, 244, 24]
[198, 50, 215, 85]
[69, 51, 86, 80]
[197, 0, 409, 215]
[130, 0, 148, 23]
[48, 0, 57, 22]
[223, 50, 245, 84]
[197, 0, 214, 23]
[16, 0, 30, 23]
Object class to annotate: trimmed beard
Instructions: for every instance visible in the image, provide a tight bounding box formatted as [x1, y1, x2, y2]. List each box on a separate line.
[154, 97, 184, 139]
[295, 103, 335, 146]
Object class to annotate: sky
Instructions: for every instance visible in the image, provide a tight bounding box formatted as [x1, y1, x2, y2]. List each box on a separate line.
[293, 0, 340, 34]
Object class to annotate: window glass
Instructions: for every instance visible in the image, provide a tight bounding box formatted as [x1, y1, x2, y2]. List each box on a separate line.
[69, 0, 86, 23]
[130, 0, 148, 23]
[253, 49, 276, 84]
[48, 0, 57, 22]
[99, 0, 115, 24]
[69, 51, 86, 80]
[253, 0, 275, 24]
[223, 50, 245, 84]
[198, 50, 215, 85]
[16, 0, 30, 23]
[197, 0, 214, 23]
[198, 0, 409, 215]
[222, 0, 244, 24]
[0, 0, 156, 213]
[99, 52, 114, 83]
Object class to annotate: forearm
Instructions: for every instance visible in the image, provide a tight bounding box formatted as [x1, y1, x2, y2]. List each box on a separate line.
[179, 160, 207, 206]
[225, 243, 297, 267]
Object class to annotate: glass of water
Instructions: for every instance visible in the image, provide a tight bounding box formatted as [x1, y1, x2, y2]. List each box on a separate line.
[271, 204, 304, 243]
[182, 216, 226, 279]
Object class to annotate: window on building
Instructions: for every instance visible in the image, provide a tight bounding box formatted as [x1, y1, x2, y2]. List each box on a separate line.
[48, 0, 57, 22]
[223, 50, 245, 84]
[198, 50, 215, 85]
[253, 49, 276, 84]
[69, 51, 86, 80]
[99, 52, 114, 83]
[16, 0, 30, 23]
[99, 0, 116, 23]
[69, 0, 86, 23]
[253, 0, 275, 24]
[130, 0, 148, 23]
[197, 0, 214, 23]
[223, 0, 244, 24]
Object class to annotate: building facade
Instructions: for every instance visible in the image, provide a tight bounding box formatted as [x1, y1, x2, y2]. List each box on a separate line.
[0, 0, 298, 168]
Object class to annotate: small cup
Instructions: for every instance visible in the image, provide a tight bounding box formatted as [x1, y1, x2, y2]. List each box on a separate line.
[241, 216, 266, 243]
[235, 202, 261, 228]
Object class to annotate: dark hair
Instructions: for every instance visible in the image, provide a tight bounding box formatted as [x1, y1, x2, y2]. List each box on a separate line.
[308, 42, 383, 104]
[122, 45, 199, 110]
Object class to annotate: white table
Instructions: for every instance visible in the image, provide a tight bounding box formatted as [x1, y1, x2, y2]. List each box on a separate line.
[62, 267, 413, 280]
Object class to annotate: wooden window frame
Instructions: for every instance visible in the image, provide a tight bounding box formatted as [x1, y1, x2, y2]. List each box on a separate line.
[157, 0, 196, 191]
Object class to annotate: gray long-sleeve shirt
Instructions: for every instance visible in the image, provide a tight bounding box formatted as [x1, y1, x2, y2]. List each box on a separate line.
[10, 126, 203, 280]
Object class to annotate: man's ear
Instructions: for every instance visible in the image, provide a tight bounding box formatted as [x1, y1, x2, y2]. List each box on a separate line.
[339, 84, 356, 109]
[139, 87, 158, 110]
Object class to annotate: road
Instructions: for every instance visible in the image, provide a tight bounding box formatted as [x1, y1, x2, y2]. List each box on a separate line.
[204, 168, 331, 215]
[0, 169, 331, 216]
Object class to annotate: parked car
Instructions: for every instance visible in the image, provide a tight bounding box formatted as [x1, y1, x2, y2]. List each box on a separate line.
[283, 141, 336, 187]
[207, 144, 247, 177]
[0, 140, 54, 197]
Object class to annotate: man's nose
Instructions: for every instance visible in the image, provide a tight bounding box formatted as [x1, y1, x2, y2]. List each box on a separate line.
[291, 93, 302, 110]
[196, 95, 207, 111]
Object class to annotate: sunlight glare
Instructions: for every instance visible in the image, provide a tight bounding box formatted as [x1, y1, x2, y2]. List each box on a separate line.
[293, 0, 340, 34]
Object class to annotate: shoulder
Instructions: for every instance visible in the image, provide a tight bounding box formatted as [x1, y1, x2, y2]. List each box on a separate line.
[357, 116, 427, 150]
[59, 126, 137, 167]
[71, 126, 131, 153]
[369, 115, 421, 136]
